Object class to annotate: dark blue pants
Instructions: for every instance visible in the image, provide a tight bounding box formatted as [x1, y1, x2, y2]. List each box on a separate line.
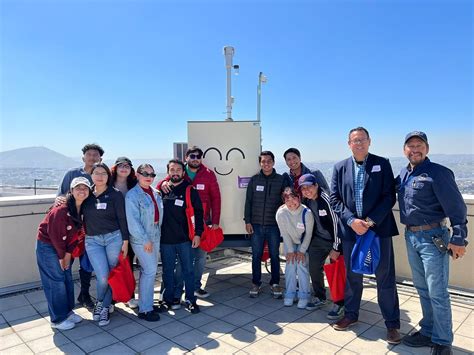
[251, 224, 280, 286]
[342, 236, 400, 329]
[36, 240, 74, 324]
[161, 242, 196, 304]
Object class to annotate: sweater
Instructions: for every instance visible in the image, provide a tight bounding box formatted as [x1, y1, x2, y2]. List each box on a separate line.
[276, 204, 314, 254]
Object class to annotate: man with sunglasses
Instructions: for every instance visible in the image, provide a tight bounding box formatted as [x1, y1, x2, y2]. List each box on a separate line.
[158, 146, 221, 299]
[56, 143, 104, 309]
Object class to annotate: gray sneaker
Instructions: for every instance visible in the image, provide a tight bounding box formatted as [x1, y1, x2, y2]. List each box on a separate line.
[249, 284, 261, 298]
[327, 304, 345, 320]
[305, 297, 327, 311]
[270, 284, 283, 299]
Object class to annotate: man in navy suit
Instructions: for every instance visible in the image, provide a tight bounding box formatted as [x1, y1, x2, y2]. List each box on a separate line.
[330, 127, 401, 345]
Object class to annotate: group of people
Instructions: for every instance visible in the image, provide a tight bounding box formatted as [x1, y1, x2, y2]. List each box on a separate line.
[35, 127, 467, 355]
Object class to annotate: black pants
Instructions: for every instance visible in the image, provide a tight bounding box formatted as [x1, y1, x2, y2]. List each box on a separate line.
[342, 237, 400, 329]
[308, 237, 344, 306]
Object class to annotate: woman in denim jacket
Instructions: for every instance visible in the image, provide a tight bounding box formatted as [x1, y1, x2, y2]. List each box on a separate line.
[125, 164, 163, 322]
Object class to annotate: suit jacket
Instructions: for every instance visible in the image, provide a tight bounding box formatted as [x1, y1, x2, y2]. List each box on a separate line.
[330, 153, 398, 241]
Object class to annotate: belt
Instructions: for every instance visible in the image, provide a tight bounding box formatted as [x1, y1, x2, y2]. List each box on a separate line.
[407, 222, 442, 232]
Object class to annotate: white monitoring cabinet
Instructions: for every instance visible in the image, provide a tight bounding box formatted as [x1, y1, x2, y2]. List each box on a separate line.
[188, 120, 261, 237]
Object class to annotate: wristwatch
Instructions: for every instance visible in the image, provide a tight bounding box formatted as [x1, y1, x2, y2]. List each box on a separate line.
[365, 217, 375, 227]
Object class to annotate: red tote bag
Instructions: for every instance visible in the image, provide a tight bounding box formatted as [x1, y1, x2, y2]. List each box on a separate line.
[323, 255, 346, 303]
[108, 254, 136, 303]
[185, 186, 224, 252]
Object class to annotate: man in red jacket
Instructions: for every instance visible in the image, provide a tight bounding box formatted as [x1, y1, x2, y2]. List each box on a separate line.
[158, 146, 221, 299]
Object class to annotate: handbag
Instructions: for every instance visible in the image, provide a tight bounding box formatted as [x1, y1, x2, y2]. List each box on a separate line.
[108, 253, 136, 302]
[185, 186, 224, 252]
[350, 229, 381, 275]
[324, 255, 346, 302]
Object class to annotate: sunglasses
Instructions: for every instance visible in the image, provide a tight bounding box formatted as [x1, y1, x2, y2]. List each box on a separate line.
[188, 154, 202, 160]
[139, 172, 156, 178]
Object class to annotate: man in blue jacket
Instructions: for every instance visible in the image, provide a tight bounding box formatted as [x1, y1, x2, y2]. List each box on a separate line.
[330, 127, 401, 345]
[397, 131, 468, 355]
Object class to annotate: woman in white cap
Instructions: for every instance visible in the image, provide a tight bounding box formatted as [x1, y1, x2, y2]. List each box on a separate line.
[36, 177, 92, 330]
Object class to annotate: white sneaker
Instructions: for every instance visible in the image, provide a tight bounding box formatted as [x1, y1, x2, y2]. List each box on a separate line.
[297, 299, 308, 309]
[284, 298, 294, 307]
[67, 312, 83, 324]
[51, 319, 75, 330]
[127, 298, 139, 309]
[109, 304, 115, 314]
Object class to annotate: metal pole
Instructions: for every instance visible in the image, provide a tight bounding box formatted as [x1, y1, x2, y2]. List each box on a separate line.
[257, 72, 262, 122]
[223, 46, 235, 121]
[34, 179, 37, 195]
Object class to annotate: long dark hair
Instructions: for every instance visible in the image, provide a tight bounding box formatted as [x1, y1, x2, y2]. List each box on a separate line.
[110, 165, 137, 190]
[65, 192, 89, 229]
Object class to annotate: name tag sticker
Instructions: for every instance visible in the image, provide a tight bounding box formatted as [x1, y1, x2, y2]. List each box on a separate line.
[296, 222, 305, 229]
[196, 184, 205, 190]
[175, 199, 184, 207]
[256, 185, 264, 192]
[319, 209, 328, 216]
[371, 165, 381, 172]
[96, 203, 107, 210]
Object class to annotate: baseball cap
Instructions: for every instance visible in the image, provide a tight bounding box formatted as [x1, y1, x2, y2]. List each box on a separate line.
[115, 156, 133, 166]
[404, 131, 428, 144]
[298, 174, 317, 188]
[70, 177, 92, 190]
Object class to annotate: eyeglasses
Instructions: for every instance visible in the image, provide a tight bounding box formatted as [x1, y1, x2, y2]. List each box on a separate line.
[139, 172, 156, 178]
[117, 164, 131, 169]
[92, 172, 108, 176]
[349, 138, 369, 145]
[188, 154, 202, 160]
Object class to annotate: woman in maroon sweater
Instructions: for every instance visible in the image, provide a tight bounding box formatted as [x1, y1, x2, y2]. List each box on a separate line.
[36, 177, 92, 331]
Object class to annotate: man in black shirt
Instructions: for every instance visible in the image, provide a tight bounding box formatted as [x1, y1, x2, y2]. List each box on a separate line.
[160, 159, 204, 314]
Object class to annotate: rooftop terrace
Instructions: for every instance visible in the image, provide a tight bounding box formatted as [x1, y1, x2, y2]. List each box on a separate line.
[1, 253, 473, 355]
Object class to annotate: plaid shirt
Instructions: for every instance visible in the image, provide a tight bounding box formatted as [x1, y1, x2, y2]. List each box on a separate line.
[352, 156, 367, 218]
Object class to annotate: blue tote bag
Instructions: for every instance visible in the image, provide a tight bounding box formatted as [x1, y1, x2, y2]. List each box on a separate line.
[351, 230, 381, 275]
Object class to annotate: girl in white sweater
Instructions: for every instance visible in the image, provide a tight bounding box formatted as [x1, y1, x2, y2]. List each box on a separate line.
[276, 187, 314, 309]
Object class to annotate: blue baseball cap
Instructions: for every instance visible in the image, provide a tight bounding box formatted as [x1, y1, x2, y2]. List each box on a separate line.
[298, 174, 317, 188]
[404, 131, 428, 144]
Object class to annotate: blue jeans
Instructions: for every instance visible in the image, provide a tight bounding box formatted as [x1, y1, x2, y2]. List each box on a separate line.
[85, 230, 123, 308]
[251, 224, 281, 286]
[174, 247, 207, 297]
[161, 242, 196, 303]
[284, 245, 310, 300]
[405, 226, 452, 345]
[132, 241, 159, 313]
[36, 240, 75, 323]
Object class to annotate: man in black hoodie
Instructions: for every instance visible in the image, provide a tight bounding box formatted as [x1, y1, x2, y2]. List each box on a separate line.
[244, 151, 289, 298]
[160, 159, 204, 314]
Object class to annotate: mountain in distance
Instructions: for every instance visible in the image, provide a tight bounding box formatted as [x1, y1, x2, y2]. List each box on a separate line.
[0, 147, 81, 169]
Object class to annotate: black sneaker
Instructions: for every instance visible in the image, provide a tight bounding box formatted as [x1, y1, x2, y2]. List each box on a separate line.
[431, 344, 453, 355]
[194, 288, 210, 298]
[184, 300, 200, 314]
[402, 331, 434, 347]
[77, 293, 94, 309]
[153, 302, 168, 313]
[138, 311, 160, 322]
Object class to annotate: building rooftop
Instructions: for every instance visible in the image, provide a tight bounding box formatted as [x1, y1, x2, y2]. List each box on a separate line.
[0, 254, 473, 355]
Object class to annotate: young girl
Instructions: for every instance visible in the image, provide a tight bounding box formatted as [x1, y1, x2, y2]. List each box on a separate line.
[276, 187, 314, 309]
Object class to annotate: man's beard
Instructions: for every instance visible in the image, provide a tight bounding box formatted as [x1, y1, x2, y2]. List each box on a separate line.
[170, 175, 184, 183]
[188, 161, 201, 169]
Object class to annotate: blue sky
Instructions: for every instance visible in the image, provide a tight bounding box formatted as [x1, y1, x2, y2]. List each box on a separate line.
[1, 0, 472, 162]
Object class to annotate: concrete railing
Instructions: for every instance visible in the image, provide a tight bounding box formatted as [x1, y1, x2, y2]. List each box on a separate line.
[1, 194, 473, 295]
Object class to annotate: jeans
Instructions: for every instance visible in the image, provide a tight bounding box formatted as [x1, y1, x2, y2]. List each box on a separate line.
[161, 242, 196, 303]
[174, 247, 207, 297]
[85, 230, 123, 308]
[36, 240, 75, 323]
[284, 245, 310, 300]
[132, 241, 160, 313]
[405, 226, 452, 345]
[251, 224, 281, 286]
[342, 236, 400, 329]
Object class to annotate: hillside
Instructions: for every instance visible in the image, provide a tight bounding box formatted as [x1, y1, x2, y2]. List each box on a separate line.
[0, 147, 80, 169]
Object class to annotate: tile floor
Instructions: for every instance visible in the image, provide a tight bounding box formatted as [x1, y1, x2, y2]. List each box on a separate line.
[0, 255, 473, 354]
